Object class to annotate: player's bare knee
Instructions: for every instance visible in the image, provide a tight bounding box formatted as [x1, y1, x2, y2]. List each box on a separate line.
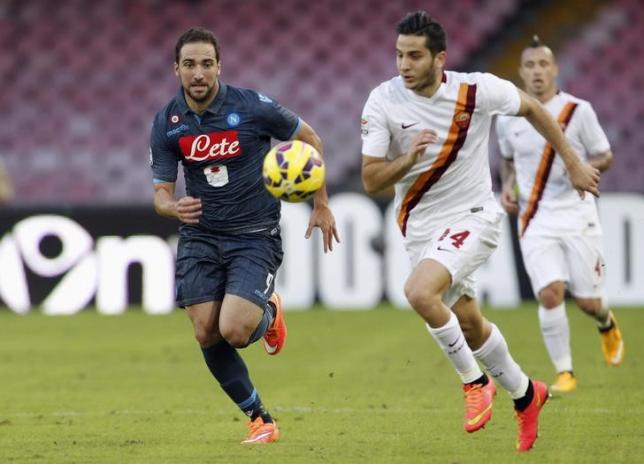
[575, 297, 602, 315]
[194, 326, 214, 347]
[404, 283, 442, 313]
[192, 320, 223, 347]
[219, 326, 250, 349]
[538, 283, 565, 308]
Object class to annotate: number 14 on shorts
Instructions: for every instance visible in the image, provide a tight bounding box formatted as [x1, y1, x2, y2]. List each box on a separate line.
[437, 228, 471, 250]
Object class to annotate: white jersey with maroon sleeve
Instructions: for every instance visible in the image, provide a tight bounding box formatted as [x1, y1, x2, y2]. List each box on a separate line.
[361, 71, 520, 242]
[496, 91, 610, 238]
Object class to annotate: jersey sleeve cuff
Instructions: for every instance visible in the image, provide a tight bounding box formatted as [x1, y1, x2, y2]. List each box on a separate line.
[286, 117, 302, 140]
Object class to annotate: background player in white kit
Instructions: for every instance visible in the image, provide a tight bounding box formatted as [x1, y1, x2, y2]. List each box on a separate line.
[496, 37, 624, 394]
[361, 12, 600, 452]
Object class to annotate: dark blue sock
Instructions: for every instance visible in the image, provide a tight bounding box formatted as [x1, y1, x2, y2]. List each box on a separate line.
[247, 303, 275, 344]
[201, 341, 272, 422]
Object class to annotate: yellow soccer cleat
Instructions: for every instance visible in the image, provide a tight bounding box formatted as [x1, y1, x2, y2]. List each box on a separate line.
[241, 417, 280, 444]
[550, 371, 577, 393]
[599, 311, 624, 366]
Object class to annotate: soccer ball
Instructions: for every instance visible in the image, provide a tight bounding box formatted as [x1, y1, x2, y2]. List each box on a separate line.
[262, 140, 325, 202]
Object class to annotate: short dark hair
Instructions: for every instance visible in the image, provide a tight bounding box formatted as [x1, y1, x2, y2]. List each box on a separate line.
[174, 27, 220, 64]
[396, 11, 447, 55]
[529, 34, 544, 48]
[522, 34, 556, 62]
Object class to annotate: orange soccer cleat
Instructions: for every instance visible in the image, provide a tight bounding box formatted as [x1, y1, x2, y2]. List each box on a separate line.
[550, 371, 577, 394]
[241, 417, 280, 444]
[599, 311, 624, 366]
[263, 292, 287, 355]
[515, 380, 549, 452]
[463, 379, 496, 433]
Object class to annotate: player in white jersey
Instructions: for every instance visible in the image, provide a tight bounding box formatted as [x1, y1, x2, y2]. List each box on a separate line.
[361, 12, 600, 452]
[496, 37, 624, 394]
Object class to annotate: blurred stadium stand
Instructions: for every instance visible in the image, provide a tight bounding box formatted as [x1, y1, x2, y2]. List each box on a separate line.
[558, 0, 644, 192]
[0, 0, 641, 205]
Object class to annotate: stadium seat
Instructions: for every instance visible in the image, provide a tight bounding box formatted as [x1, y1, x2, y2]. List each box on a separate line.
[18, 0, 641, 205]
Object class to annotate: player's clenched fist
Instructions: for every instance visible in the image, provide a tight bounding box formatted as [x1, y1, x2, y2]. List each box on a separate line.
[569, 162, 600, 199]
[176, 196, 202, 224]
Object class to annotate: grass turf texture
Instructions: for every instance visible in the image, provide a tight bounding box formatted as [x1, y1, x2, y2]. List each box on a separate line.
[0, 304, 642, 463]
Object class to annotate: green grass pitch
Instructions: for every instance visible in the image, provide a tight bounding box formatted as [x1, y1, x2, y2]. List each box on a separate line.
[1, 304, 642, 463]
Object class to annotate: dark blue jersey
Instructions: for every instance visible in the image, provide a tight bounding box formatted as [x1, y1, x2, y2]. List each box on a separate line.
[150, 82, 300, 233]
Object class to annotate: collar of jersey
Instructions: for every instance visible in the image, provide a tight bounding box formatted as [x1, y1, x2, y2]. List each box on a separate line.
[402, 75, 446, 103]
[541, 89, 563, 108]
[176, 80, 228, 116]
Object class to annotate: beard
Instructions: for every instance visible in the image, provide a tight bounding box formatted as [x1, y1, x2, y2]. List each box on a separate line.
[186, 84, 215, 103]
[410, 61, 439, 94]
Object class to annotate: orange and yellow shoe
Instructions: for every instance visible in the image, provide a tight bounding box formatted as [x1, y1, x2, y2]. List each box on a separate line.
[263, 292, 287, 355]
[515, 380, 549, 452]
[550, 371, 577, 394]
[241, 417, 279, 444]
[599, 311, 624, 366]
[463, 379, 496, 433]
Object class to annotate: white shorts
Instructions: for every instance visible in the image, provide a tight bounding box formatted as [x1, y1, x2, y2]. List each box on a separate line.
[520, 233, 605, 299]
[405, 204, 504, 308]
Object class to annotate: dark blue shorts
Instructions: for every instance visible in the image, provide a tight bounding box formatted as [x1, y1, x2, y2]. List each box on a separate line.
[175, 226, 283, 309]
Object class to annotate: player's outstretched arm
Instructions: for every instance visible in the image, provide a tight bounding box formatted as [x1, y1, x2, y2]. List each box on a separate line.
[153, 182, 202, 224]
[293, 120, 340, 252]
[361, 129, 438, 194]
[516, 89, 600, 198]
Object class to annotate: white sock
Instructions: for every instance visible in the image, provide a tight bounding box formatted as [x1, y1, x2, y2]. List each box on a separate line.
[539, 303, 572, 373]
[426, 313, 483, 384]
[473, 323, 530, 399]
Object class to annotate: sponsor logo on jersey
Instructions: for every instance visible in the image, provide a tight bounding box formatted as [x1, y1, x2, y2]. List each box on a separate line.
[401, 122, 419, 129]
[166, 124, 189, 137]
[227, 112, 241, 127]
[454, 111, 471, 129]
[179, 131, 242, 162]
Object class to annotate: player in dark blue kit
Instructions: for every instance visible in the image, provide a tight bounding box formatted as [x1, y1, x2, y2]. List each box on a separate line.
[150, 28, 339, 444]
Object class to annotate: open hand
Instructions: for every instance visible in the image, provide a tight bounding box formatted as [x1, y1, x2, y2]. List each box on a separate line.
[305, 204, 340, 253]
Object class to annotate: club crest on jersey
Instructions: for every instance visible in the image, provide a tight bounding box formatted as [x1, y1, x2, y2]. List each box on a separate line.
[227, 112, 241, 127]
[169, 114, 180, 124]
[454, 111, 471, 129]
[179, 130, 242, 163]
